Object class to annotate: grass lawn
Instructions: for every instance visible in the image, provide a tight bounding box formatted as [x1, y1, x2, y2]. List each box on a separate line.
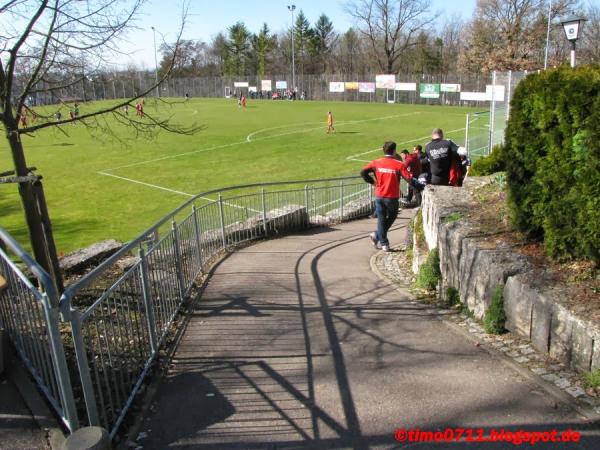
[0, 98, 481, 253]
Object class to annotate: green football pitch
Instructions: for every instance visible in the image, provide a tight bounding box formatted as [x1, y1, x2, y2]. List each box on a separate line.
[0, 98, 480, 253]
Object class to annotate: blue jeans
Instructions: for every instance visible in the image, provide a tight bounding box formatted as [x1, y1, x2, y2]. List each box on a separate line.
[375, 197, 399, 246]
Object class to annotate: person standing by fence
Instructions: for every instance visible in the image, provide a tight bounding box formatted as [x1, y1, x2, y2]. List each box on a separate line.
[360, 141, 423, 252]
[400, 148, 422, 205]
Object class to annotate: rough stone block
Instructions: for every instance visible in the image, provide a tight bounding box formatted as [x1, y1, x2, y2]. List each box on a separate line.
[59, 239, 123, 275]
[549, 303, 573, 365]
[503, 275, 533, 338]
[570, 319, 593, 372]
[530, 293, 553, 354]
[591, 341, 600, 372]
[412, 230, 427, 275]
[265, 204, 308, 232]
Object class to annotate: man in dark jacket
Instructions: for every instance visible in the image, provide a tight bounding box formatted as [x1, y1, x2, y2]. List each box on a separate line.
[425, 128, 460, 185]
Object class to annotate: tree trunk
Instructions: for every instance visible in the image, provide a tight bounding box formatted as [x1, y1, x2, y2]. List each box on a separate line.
[6, 118, 63, 293]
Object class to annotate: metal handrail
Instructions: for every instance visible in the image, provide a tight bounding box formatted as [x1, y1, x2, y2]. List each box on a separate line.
[0, 227, 58, 306]
[0, 227, 79, 431]
[60, 175, 361, 308]
[2, 175, 373, 436]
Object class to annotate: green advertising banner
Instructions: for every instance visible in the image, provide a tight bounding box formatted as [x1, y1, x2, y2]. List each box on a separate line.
[419, 83, 440, 99]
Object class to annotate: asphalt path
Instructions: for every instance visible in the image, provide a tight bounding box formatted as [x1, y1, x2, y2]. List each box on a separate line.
[141, 213, 600, 449]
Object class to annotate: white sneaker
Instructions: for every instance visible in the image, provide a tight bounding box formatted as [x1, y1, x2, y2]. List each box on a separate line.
[381, 245, 390, 252]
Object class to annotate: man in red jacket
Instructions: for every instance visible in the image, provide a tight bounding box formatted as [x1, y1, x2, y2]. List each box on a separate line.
[361, 141, 423, 251]
[400, 148, 423, 204]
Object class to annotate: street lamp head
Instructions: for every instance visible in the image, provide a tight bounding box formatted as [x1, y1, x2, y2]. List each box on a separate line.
[560, 15, 586, 42]
[287, 5, 296, 11]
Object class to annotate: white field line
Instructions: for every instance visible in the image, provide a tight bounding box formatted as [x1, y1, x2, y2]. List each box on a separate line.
[246, 112, 421, 142]
[345, 126, 467, 162]
[98, 171, 260, 212]
[312, 188, 369, 212]
[246, 121, 323, 142]
[98, 171, 196, 197]
[102, 112, 421, 172]
[97, 112, 465, 205]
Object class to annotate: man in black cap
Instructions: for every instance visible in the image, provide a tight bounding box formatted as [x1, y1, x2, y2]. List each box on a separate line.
[424, 128, 460, 186]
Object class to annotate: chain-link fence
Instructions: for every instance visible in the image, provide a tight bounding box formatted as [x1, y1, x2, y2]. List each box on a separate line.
[20, 70, 528, 159]
[464, 70, 528, 160]
[22, 72, 514, 108]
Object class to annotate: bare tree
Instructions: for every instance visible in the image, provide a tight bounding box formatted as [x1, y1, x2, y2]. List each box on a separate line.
[345, 0, 438, 73]
[577, 2, 600, 64]
[0, 0, 196, 291]
[459, 0, 578, 71]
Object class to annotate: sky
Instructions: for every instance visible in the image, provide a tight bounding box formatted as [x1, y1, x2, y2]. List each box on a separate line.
[117, 0, 478, 69]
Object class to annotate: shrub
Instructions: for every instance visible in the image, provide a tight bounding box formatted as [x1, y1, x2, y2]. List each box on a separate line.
[484, 285, 506, 334]
[470, 144, 506, 176]
[446, 286, 460, 306]
[504, 66, 600, 263]
[414, 248, 440, 290]
[584, 368, 600, 390]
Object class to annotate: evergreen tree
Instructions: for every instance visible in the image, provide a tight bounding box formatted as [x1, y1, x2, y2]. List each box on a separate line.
[225, 22, 251, 76]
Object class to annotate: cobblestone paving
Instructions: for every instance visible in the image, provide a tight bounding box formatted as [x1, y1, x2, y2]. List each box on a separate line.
[373, 248, 600, 418]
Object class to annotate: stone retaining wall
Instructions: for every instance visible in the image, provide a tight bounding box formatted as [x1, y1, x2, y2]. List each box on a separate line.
[418, 180, 600, 372]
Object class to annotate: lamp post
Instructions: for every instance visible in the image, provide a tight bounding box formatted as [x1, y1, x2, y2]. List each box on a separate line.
[560, 16, 586, 68]
[287, 5, 296, 93]
[151, 26, 160, 98]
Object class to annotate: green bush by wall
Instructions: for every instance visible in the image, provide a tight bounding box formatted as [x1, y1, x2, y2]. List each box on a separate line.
[414, 248, 441, 290]
[504, 66, 600, 263]
[470, 144, 506, 176]
[484, 285, 506, 334]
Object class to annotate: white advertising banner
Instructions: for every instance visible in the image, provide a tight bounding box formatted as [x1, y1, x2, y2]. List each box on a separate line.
[248, 86, 257, 93]
[358, 82, 375, 93]
[234, 81, 249, 88]
[460, 92, 488, 101]
[261, 80, 272, 91]
[375, 74, 396, 89]
[441, 83, 461, 92]
[485, 85, 506, 101]
[395, 82, 417, 91]
[275, 80, 288, 89]
[329, 82, 345, 93]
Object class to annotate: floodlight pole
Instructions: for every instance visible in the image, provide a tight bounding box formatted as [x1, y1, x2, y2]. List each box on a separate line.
[544, 0, 552, 69]
[288, 5, 296, 93]
[152, 26, 160, 98]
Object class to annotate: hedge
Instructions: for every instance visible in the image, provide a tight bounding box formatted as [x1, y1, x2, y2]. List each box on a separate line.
[470, 144, 505, 176]
[504, 66, 600, 263]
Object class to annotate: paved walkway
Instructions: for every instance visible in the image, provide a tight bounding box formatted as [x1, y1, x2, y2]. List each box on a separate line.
[0, 356, 50, 450]
[142, 213, 599, 449]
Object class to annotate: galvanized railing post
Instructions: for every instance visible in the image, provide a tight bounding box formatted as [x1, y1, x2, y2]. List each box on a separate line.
[191, 205, 203, 273]
[218, 194, 227, 248]
[43, 295, 80, 431]
[139, 248, 158, 354]
[70, 309, 100, 427]
[465, 113, 470, 154]
[304, 185, 310, 224]
[339, 180, 344, 219]
[171, 221, 185, 299]
[261, 188, 268, 236]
